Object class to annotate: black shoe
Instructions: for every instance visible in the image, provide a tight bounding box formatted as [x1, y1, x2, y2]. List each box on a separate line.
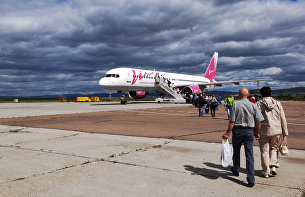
[271, 171, 277, 176]
[247, 182, 255, 187]
[231, 167, 239, 176]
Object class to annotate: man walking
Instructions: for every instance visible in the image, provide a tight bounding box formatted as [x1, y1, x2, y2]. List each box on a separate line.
[196, 94, 207, 117]
[222, 88, 264, 187]
[225, 94, 234, 119]
[256, 86, 288, 177]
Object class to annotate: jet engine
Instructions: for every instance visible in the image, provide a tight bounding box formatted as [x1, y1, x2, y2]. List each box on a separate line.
[128, 91, 148, 99]
[182, 86, 202, 95]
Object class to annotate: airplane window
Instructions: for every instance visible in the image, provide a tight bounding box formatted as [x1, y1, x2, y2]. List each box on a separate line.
[115, 74, 120, 78]
[105, 74, 111, 77]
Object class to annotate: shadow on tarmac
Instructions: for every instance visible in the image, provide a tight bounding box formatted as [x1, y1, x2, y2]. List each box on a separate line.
[184, 162, 261, 187]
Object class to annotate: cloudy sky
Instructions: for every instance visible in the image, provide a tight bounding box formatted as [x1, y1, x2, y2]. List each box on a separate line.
[0, 0, 304, 97]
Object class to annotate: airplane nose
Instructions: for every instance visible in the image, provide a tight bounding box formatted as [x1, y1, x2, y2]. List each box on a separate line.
[99, 78, 106, 87]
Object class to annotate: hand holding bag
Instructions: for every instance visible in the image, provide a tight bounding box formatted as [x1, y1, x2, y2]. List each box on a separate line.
[221, 139, 233, 167]
[279, 136, 289, 156]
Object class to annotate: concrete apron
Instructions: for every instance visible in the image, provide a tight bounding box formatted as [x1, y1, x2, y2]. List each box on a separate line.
[0, 125, 304, 197]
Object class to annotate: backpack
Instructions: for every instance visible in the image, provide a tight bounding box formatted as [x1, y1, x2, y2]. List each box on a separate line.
[205, 105, 209, 113]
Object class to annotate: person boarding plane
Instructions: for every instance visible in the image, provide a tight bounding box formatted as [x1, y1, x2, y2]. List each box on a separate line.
[99, 52, 270, 104]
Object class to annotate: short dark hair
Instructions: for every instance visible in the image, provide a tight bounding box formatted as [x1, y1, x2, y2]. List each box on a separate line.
[260, 86, 272, 97]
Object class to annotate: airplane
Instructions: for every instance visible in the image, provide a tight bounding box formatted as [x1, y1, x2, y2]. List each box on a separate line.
[99, 52, 271, 104]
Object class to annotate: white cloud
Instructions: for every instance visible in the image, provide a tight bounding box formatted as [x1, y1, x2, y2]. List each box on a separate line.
[258, 67, 283, 76]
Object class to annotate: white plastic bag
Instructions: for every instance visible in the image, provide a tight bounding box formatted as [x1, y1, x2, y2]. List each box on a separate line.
[221, 139, 233, 167]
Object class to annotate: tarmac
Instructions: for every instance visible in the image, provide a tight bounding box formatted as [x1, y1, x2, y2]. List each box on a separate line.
[0, 102, 304, 197]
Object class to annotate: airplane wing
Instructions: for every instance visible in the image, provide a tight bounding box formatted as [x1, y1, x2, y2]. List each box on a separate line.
[198, 79, 272, 89]
[172, 79, 271, 90]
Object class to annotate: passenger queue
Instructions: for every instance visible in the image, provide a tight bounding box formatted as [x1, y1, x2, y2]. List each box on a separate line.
[185, 87, 288, 188]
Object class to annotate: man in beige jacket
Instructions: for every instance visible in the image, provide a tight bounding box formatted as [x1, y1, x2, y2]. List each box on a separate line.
[256, 86, 288, 177]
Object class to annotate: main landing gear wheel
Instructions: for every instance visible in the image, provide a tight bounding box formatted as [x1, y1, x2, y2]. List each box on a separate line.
[121, 100, 127, 104]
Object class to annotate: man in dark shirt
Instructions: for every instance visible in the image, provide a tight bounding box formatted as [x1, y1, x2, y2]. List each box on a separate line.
[196, 94, 207, 117]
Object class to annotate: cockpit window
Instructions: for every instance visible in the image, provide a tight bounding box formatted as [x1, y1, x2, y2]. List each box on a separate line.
[105, 74, 120, 78]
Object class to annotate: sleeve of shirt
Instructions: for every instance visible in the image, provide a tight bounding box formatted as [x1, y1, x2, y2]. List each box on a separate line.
[279, 102, 288, 136]
[254, 104, 264, 122]
[229, 103, 236, 122]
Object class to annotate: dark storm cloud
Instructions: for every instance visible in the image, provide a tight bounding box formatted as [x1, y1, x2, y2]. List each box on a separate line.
[0, 0, 304, 97]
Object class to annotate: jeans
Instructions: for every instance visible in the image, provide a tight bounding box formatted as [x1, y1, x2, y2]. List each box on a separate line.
[232, 127, 255, 184]
[198, 104, 205, 117]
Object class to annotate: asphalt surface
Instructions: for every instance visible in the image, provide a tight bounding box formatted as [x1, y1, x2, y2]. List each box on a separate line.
[0, 102, 304, 197]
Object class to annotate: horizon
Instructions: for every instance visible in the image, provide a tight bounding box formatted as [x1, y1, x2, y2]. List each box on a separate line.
[2, 86, 304, 99]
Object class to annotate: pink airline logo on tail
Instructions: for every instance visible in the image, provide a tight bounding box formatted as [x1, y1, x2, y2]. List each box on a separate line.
[203, 52, 218, 82]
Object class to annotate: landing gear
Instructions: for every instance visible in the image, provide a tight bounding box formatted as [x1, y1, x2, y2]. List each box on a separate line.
[120, 92, 127, 105]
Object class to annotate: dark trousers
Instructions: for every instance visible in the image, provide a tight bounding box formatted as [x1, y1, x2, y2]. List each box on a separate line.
[232, 127, 255, 184]
[198, 105, 205, 117]
[210, 106, 216, 117]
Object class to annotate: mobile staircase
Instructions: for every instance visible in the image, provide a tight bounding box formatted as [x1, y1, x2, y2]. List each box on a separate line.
[155, 72, 186, 103]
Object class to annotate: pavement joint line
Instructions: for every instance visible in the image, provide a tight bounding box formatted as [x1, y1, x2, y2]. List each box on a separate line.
[175, 130, 226, 138]
[255, 182, 302, 191]
[0, 157, 104, 185]
[47, 132, 80, 140]
[0, 145, 92, 160]
[0, 127, 26, 133]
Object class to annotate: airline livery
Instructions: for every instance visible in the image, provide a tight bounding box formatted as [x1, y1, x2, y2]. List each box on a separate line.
[99, 52, 270, 104]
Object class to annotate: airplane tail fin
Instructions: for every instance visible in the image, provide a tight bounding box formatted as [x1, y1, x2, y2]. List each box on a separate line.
[203, 52, 218, 82]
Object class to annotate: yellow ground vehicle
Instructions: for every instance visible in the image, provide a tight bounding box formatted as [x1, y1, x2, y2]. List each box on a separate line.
[76, 97, 91, 102]
[90, 96, 100, 102]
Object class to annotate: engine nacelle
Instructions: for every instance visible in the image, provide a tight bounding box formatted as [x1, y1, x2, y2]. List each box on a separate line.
[182, 86, 202, 95]
[128, 91, 148, 99]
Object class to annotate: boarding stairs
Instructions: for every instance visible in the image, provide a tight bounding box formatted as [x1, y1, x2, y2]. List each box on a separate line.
[155, 73, 185, 103]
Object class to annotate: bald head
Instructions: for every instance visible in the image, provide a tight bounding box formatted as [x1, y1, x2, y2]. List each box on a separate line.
[239, 88, 249, 99]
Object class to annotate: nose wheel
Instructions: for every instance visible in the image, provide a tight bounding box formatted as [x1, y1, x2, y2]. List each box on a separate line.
[120, 92, 127, 104]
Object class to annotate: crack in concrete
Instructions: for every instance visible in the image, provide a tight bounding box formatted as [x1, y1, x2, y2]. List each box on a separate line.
[47, 132, 80, 140]
[175, 130, 225, 138]
[0, 127, 29, 134]
[2, 158, 104, 185]
[0, 145, 92, 159]
[0, 140, 177, 185]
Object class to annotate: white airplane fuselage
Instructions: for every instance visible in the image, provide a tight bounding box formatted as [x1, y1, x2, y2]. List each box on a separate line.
[99, 68, 212, 93]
